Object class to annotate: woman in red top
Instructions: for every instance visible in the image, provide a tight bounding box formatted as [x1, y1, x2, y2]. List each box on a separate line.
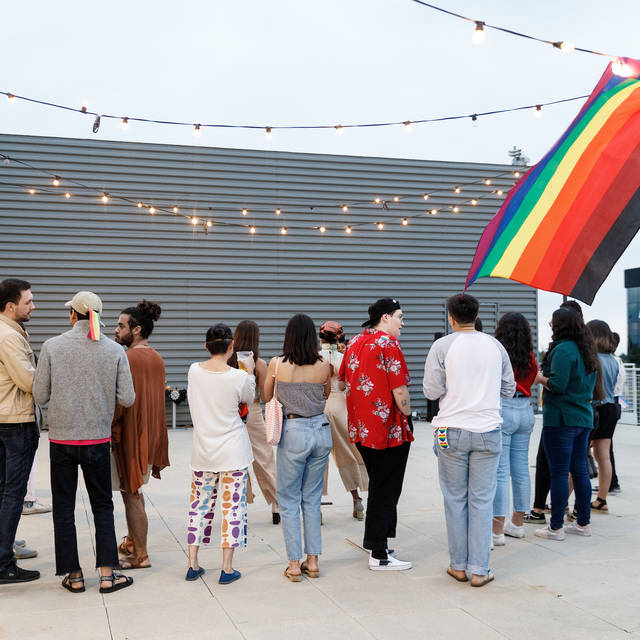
[338, 298, 413, 571]
[492, 312, 541, 544]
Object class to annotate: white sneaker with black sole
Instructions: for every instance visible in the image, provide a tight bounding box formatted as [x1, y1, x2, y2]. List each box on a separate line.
[565, 522, 592, 537]
[504, 519, 525, 538]
[368, 553, 412, 571]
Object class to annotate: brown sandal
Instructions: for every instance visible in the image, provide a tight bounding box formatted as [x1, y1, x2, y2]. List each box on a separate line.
[470, 572, 495, 587]
[284, 566, 302, 582]
[118, 536, 134, 556]
[591, 497, 608, 512]
[301, 561, 319, 578]
[119, 554, 151, 570]
[446, 567, 468, 582]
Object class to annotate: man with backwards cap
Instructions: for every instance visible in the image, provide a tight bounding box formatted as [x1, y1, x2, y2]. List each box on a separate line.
[33, 291, 135, 594]
[338, 298, 413, 571]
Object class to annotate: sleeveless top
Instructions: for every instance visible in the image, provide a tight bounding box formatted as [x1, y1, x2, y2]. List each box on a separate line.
[320, 344, 344, 393]
[277, 381, 326, 417]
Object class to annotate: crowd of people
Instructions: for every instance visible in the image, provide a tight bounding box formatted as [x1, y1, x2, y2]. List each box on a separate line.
[0, 278, 625, 591]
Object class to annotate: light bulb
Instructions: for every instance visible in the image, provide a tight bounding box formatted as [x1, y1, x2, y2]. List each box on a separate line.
[345, 225, 352, 234]
[423, 194, 429, 201]
[275, 208, 281, 215]
[101, 193, 109, 203]
[191, 216, 199, 225]
[137, 202, 143, 208]
[452, 206, 460, 213]
[173, 206, 179, 213]
[374, 198, 381, 204]
[342, 205, 348, 212]
[149, 207, 156, 214]
[471, 199, 478, 206]
[472, 21, 486, 45]
[206, 220, 213, 228]
[535, 105, 542, 118]
[280, 226, 287, 235]
[121, 117, 129, 130]
[265, 127, 272, 139]
[335, 125, 344, 135]
[7, 93, 15, 103]
[497, 189, 504, 196]
[377, 222, 384, 230]
[242, 208, 248, 216]
[393, 196, 400, 202]
[28, 188, 35, 194]
[471, 114, 478, 128]
[193, 124, 201, 138]
[454, 186, 461, 194]
[513, 171, 521, 178]
[80, 102, 88, 113]
[558, 41, 575, 52]
[484, 179, 492, 185]
[402, 217, 408, 226]
[319, 226, 326, 233]
[52, 177, 60, 186]
[403, 121, 412, 133]
[250, 226, 256, 234]
[430, 209, 438, 215]
[65, 192, 71, 199]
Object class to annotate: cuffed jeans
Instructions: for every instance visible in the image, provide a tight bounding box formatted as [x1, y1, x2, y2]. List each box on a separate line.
[493, 397, 535, 517]
[0, 422, 38, 571]
[436, 428, 501, 576]
[276, 415, 332, 561]
[50, 442, 119, 575]
[542, 425, 591, 529]
[356, 441, 410, 551]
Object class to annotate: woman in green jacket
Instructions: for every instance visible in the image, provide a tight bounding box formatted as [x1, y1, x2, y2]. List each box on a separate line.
[535, 307, 601, 541]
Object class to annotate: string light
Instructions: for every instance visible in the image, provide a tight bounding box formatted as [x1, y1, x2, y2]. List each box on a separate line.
[452, 206, 460, 213]
[345, 225, 352, 234]
[471, 198, 478, 205]
[402, 217, 409, 226]
[121, 117, 129, 130]
[430, 208, 438, 215]
[242, 208, 248, 215]
[535, 105, 542, 118]
[250, 226, 256, 234]
[513, 171, 521, 178]
[149, 207, 156, 214]
[403, 121, 413, 132]
[554, 41, 575, 53]
[454, 186, 461, 194]
[335, 125, 344, 135]
[80, 102, 88, 113]
[496, 189, 504, 196]
[137, 201, 143, 208]
[484, 179, 492, 185]
[374, 198, 381, 204]
[319, 225, 326, 233]
[52, 176, 60, 186]
[280, 226, 287, 235]
[65, 192, 71, 199]
[173, 206, 179, 213]
[471, 114, 478, 127]
[101, 193, 109, 203]
[342, 205, 349, 212]
[193, 124, 201, 138]
[393, 196, 400, 202]
[7, 93, 15, 103]
[206, 220, 213, 228]
[423, 194, 430, 201]
[377, 222, 384, 230]
[275, 208, 281, 215]
[265, 127, 272, 140]
[191, 216, 199, 225]
[472, 21, 486, 45]
[28, 188, 35, 194]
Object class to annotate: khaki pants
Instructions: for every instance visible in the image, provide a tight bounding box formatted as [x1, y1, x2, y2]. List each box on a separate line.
[245, 402, 278, 505]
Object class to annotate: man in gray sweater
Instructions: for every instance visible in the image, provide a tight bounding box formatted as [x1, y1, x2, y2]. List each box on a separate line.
[33, 291, 136, 594]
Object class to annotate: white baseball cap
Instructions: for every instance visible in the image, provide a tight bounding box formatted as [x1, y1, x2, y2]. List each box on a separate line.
[65, 291, 103, 315]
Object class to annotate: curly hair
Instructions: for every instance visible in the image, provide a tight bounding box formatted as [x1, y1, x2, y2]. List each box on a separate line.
[495, 312, 533, 377]
[120, 299, 161, 339]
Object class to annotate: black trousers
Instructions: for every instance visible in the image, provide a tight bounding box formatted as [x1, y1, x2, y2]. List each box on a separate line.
[355, 441, 410, 550]
[533, 436, 551, 510]
[50, 442, 118, 575]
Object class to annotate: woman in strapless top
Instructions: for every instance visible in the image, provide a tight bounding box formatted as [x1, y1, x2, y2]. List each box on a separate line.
[264, 314, 331, 582]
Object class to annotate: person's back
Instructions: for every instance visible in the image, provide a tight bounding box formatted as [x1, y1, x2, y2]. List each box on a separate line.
[424, 331, 514, 432]
[598, 352, 618, 404]
[275, 359, 328, 418]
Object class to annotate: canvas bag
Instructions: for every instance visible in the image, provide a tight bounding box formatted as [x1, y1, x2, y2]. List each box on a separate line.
[264, 357, 283, 445]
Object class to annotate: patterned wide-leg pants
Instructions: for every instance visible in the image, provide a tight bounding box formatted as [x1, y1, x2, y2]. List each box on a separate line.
[187, 469, 248, 548]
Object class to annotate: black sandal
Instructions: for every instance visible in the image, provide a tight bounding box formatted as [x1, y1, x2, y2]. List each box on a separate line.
[99, 571, 134, 593]
[61, 573, 85, 593]
[591, 497, 608, 512]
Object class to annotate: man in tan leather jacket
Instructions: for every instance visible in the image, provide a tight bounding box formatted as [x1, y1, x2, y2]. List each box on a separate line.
[0, 279, 40, 584]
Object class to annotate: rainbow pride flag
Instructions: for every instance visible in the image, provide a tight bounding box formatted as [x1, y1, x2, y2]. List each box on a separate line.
[466, 58, 640, 304]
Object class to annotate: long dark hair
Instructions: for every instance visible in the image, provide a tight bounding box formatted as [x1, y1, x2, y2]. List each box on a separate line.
[542, 308, 604, 400]
[585, 319, 613, 354]
[234, 320, 260, 362]
[495, 312, 533, 377]
[282, 314, 322, 366]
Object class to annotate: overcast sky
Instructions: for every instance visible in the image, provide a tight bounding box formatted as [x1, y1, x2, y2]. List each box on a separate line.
[2, 0, 638, 351]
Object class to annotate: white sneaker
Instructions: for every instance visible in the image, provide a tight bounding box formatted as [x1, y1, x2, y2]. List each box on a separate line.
[22, 501, 52, 515]
[492, 533, 505, 546]
[565, 522, 592, 537]
[369, 554, 412, 571]
[504, 519, 525, 538]
[534, 525, 565, 541]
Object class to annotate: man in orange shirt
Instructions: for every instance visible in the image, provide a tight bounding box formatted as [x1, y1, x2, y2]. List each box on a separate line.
[113, 300, 170, 569]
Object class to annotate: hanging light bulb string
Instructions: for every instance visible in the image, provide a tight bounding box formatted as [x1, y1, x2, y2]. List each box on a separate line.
[408, 0, 621, 58]
[1, 89, 589, 134]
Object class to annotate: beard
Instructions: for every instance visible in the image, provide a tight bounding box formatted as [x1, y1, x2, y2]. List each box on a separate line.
[116, 333, 133, 347]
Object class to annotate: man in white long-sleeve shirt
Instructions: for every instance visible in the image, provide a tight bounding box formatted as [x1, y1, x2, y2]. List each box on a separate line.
[423, 293, 515, 587]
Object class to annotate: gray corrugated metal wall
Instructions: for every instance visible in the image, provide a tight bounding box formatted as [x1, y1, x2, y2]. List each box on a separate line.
[0, 134, 537, 424]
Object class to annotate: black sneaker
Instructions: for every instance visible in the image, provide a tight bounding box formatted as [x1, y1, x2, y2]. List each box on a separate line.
[609, 486, 621, 495]
[0, 562, 40, 584]
[524, 510, 546, 524]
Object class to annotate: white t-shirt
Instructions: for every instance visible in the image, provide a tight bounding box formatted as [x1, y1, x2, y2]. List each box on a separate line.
[423, 331, 516, 433]
[187, 363, 256, 472]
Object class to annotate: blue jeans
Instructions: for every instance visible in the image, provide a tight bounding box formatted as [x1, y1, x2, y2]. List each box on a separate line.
[493, 397, 535, 517]
[0, 422, 39, 571]
[276, 415, 332, 561]
[436, 428, 501, 576]
[542, 425, 592, 529]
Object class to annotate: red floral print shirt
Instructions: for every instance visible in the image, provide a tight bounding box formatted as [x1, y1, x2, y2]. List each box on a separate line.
[338, 328, 412, 450]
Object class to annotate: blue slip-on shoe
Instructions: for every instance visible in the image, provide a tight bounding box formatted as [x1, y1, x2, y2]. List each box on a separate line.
[185, 566, 205, 581]
[219, 569, 241, 585]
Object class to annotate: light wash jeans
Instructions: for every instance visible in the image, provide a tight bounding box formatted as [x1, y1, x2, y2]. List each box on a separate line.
[436, 428, 501, 576]
[276, 414, 332, 561]
[493, 396, 535, 517]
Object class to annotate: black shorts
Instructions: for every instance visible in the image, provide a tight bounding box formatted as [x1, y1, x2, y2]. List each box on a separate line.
[591, 403, 618, 440]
